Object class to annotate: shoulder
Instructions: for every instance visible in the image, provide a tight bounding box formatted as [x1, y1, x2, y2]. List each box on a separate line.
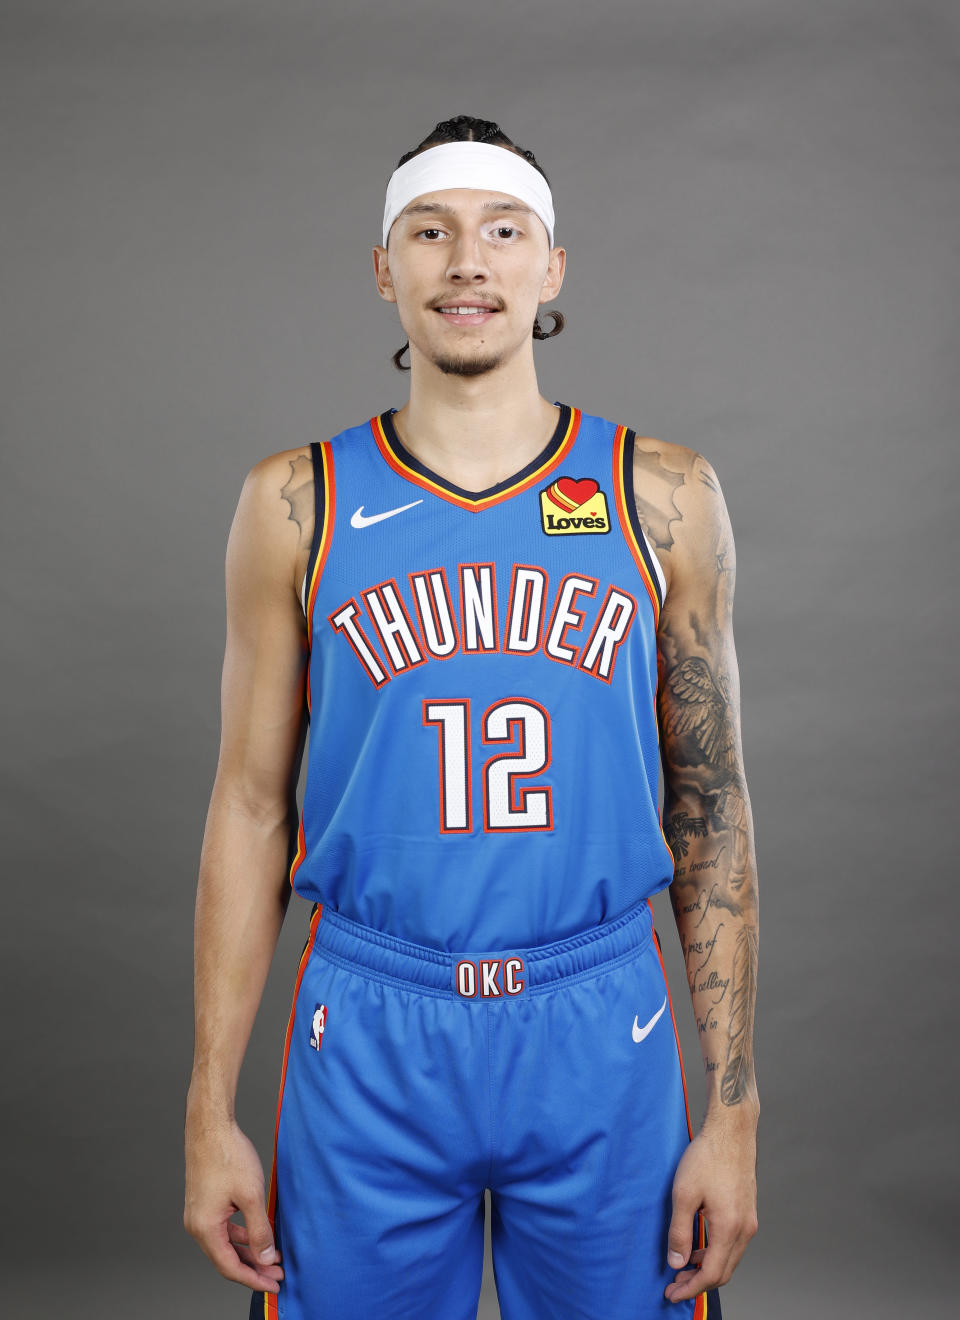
[629, 435, 733, 600]
[239, 445, 316, 537]
[228, 446, 317, 604]
[244, 444, 315, 491]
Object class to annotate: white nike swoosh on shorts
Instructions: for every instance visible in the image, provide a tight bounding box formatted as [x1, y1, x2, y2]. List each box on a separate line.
[632, 995, 667, 1042]
[351, 500, 424, 528]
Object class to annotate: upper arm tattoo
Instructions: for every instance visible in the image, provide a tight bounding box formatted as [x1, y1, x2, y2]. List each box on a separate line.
[655, 453, 752, 904]
[280, 452, 315, 604]
[631, 446, 685, 553]
[280, 452, 315, 545]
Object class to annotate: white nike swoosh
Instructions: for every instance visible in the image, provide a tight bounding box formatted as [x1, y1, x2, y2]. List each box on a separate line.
[350, 500, 423, 528]
[632, 995, 667, 1043]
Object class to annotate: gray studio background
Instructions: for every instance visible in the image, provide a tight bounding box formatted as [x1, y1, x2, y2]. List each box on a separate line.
[3, 2, 956, 1317]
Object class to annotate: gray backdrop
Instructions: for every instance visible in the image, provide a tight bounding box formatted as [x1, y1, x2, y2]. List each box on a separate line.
[3, 1, 956, 1316]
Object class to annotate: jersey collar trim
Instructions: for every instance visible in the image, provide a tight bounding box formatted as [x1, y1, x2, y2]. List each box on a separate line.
[370, 403, 580, 511]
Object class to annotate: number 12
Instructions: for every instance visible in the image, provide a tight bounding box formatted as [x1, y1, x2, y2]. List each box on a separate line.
[422, 698, 553, 834]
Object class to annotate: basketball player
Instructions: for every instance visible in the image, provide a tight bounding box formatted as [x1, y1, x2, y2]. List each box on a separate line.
[184, 115, 759, 1319]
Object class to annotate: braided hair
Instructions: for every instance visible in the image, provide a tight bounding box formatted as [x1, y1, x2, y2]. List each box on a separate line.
[387, 115, 565, 371]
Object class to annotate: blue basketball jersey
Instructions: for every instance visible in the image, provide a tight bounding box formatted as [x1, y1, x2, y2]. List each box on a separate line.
[288, 401, 675, 951]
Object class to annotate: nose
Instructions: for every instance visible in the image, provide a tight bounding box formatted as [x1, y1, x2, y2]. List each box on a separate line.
[445, 227, 490, 282]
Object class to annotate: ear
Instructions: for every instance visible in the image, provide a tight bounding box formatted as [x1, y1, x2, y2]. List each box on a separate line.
[372, 245, 397, 304]
[540, 245, 566, 303]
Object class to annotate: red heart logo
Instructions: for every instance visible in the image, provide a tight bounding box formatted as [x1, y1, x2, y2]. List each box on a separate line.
[547, 476, 599, 510]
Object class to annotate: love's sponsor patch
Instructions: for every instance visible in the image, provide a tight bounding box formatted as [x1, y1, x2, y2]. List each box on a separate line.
[539, 475, 610, 535]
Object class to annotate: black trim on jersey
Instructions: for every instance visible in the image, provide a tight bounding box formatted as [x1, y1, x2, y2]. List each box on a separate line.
[379, 402, 572, 503]
[705, 1285, 723, 1318]
[302, 440, 328, 626]
[304, 901, 320, 951]
[620, 428, 664, 614]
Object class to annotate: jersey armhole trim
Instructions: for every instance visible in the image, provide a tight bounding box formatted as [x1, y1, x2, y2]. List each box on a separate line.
[300, 441, 336, 629]
[611, 426, 666, 624]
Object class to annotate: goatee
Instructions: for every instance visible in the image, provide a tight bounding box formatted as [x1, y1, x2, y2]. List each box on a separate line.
[433, 349, 503, 377]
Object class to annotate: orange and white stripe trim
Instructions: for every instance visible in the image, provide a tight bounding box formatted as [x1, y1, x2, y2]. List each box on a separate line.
[255, 902, 324, 1320]
[611, 425, 664, 630]
[304, 442, 337, 705]
[648, 900, 711, 1320]
[288, 442, 335, 893]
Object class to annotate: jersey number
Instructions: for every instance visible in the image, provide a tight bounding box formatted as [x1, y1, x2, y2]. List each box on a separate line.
[422, 698, 553, 833]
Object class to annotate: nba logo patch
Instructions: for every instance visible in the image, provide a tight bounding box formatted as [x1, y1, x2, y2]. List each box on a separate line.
[309, 1003, 327, 1050]
[540, 475, 610, 535]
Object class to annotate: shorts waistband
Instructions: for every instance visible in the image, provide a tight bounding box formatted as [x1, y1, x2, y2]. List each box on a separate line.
[311, 899, 654, 999]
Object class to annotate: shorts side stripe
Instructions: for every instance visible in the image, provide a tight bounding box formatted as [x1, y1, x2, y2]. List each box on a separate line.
[648, 901, 715, 1320]
[259, 902, 324, 1318]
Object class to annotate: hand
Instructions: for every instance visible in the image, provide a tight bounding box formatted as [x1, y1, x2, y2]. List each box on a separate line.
[184, 1112, 284, 1295]
[663, 1111, 758, 1304]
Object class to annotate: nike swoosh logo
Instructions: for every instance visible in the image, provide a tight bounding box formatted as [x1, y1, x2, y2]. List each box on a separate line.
[632, 995, 667, 1043]
[351, 500, 423, 528]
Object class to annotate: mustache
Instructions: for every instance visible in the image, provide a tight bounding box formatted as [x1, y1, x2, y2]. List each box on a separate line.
[430, 296, 503, 310]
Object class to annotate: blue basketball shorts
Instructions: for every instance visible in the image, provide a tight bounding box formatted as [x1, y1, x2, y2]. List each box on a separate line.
[248, 898, 721, 1320]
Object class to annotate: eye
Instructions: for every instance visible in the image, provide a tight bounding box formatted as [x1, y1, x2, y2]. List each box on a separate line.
[413, 224, 521, 242]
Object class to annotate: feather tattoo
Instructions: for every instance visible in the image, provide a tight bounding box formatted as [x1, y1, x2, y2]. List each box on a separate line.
[720, 925, 758, 1106]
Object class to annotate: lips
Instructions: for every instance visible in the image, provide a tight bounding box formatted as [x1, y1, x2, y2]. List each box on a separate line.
[435, 304, 500, 325]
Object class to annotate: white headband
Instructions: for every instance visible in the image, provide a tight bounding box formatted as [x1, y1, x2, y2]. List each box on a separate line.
[382, 141, 555, 249]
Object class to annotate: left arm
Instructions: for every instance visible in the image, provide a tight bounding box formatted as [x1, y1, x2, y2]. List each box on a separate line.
[645, 446, 760, 1303]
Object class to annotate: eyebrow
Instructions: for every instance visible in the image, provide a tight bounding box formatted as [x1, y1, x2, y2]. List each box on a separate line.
[400, 200, 533, 220]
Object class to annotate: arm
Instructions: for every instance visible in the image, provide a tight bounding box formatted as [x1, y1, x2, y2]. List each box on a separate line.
[646, 447, 759, 1303]
[183, 449, 312, 1296]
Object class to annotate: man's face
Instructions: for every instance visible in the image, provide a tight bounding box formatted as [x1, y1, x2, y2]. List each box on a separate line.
[374, 186, 565, 378]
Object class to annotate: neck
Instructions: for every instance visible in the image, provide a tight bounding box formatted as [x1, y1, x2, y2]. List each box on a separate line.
[393, 350, 559, 493]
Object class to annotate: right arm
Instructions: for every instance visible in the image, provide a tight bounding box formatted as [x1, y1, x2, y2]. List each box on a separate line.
[183, 449, 312, 1295]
